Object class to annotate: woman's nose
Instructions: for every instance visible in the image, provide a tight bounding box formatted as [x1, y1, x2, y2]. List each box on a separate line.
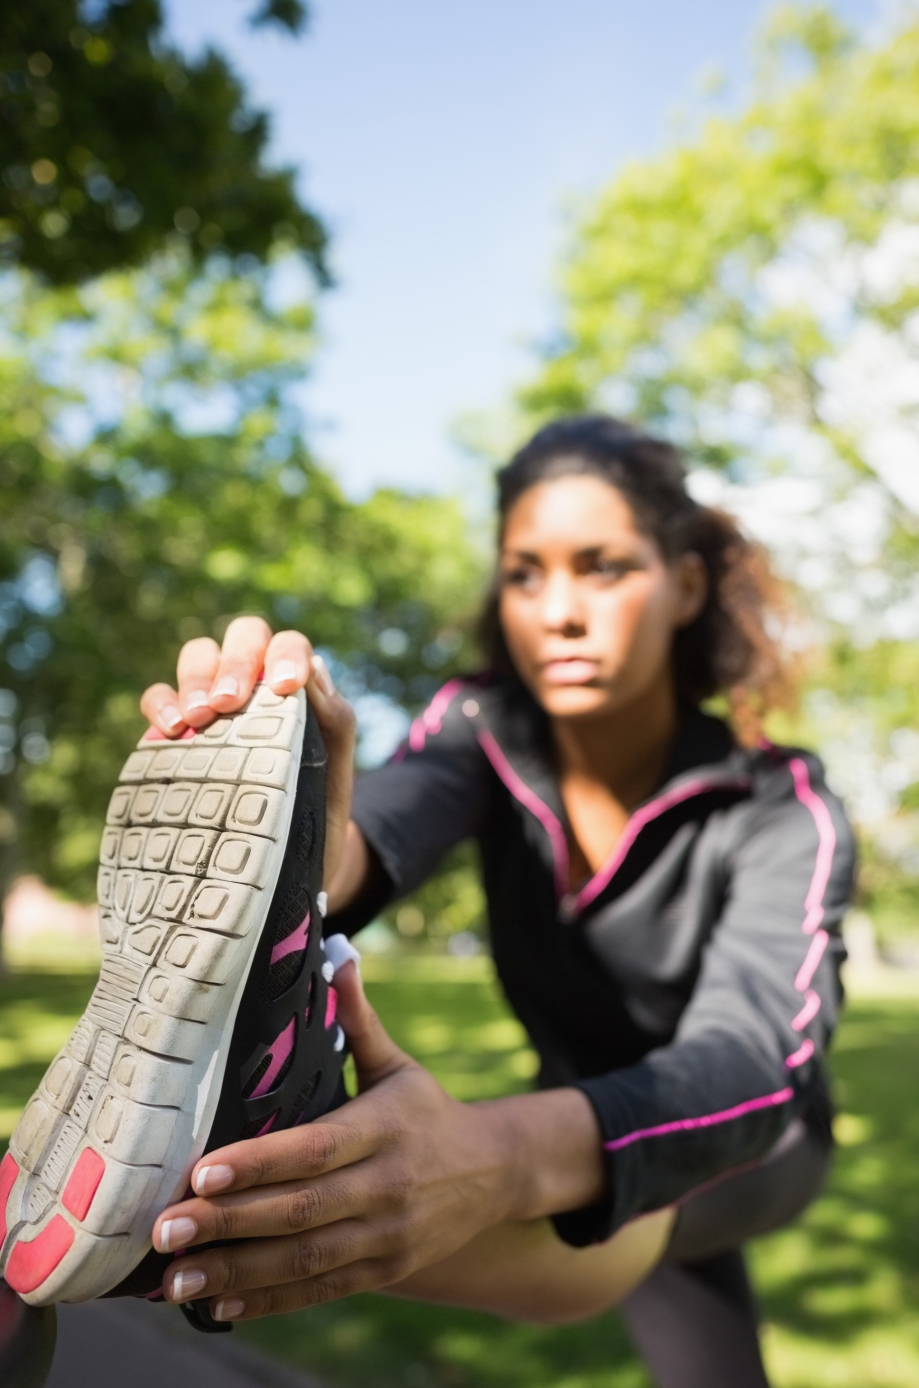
[541, 572, 585, 633]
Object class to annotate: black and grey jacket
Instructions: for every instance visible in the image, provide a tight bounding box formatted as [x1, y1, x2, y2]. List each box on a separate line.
[331, 676, 855, 1245]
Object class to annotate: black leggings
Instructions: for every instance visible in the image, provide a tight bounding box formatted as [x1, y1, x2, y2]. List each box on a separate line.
[619, 1119, 832, 1388]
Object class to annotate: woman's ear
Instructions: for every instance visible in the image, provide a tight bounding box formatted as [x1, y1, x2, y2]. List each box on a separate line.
[673, 552, 708, 628]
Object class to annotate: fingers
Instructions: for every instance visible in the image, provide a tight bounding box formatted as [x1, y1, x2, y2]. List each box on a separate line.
[303, 656, 357, 884]
[139, 683, 187, 738]
[175, 623, 316, 722]
[264, 630, 314, 694]
[334, 962, 408, 1088]
[304, 655, 355, 745]
[199, 615, 274, 714]
[205, 1256, 385, 1321]
[140, 620, 347, 746]
[155, 1159, 385, 1254]
[175, 638, 222, 727]
[168, 1240, 395, 1321]
[187, 1117, 373, 1203]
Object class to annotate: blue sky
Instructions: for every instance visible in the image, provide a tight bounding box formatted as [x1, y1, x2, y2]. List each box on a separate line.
[164, 0, 882, 498]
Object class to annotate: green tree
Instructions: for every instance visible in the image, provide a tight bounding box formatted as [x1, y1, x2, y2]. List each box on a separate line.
[517, 4, 919, 941]
[0, 0, 326, 283]
[0, 253, 484, 914]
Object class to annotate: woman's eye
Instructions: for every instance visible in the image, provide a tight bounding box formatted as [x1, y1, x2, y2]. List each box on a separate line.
[501, 566, 539, 589]
[591, 557, 629, 579]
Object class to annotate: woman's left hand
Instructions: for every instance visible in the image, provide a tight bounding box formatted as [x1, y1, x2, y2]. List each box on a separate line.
[153, 962, 539, 1322]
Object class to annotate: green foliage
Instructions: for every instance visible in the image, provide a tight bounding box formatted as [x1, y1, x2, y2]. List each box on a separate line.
[520, 6, 919, 487]
[0, 255, 484, 901]
[385, 842, 487, 943]
[0, 0, 326, 283]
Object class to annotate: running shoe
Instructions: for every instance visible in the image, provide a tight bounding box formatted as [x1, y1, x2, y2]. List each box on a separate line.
[0, 685, 348, 1308]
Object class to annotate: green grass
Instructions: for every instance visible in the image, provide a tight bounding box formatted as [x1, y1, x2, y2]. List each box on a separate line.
[1, 954, 918, 1386]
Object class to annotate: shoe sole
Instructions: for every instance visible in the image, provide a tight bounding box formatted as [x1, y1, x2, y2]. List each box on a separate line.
[0, 686, 311, 1305]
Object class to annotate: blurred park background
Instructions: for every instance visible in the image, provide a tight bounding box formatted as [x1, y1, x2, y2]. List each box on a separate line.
[2, 0, 919, 1383]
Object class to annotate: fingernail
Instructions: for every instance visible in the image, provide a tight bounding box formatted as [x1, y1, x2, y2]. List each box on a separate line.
[162, 705, 184, 731]
[194, 1164, 234, 1196]
[171, 1267, 207, 1302]
[269, 659, 298, 686]
[312, 655, 334, 697]
[214, 1297, 245, 1322]
[185, 690, 210, 712]
[159, 1216, 198, 1252]
[211, 676, 239, 699]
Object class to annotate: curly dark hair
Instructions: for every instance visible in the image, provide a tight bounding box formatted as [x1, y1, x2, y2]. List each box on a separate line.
[479, 414, 791, 741]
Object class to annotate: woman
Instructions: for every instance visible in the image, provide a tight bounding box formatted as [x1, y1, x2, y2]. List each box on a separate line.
[142, 415, 854, 1388]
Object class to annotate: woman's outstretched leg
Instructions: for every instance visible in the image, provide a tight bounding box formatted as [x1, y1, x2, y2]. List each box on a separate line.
[619, 1248, 769, 1388]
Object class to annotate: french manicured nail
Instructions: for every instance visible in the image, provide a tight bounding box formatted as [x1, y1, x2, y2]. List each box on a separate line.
[159, 1216, 197, 1252]
[269, 659, 298, 686]
[213, 1297, 245, 1322]
[171, 1267, 207, 1302]
[211, 676, 239, 699]
[194, 1164, 234, 1196]
[185, 690, 210, 712]
[161, 704, 184, 731]
[312, 655, 334, 697]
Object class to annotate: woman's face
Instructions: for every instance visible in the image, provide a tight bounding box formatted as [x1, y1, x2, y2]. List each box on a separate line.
[498, 474, 706, 722]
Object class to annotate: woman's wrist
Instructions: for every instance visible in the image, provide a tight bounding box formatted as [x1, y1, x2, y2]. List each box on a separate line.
[474, 1087, 606, 1226]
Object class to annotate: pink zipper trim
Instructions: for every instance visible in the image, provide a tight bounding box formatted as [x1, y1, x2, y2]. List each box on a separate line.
[788, 758, 837, 935]
[791, 989, 821, 1032]
[604, 1087, 794, 1153]
[778, 757, 838, 1068]
[477, 729, 570, 899]
[571, 774, 751, 915]
[785, 1038, 815, 1069]
[408, 678, 466, 753]
[795, 929, 829, 993]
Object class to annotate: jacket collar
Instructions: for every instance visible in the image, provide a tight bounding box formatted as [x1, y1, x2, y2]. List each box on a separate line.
[475, 680, 750, 917]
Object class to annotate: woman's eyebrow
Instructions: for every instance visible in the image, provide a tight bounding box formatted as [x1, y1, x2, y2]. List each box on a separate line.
[500, 547, 542, 563]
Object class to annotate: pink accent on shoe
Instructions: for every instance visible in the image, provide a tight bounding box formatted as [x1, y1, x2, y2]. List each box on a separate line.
[270, 912, 310, 967]
[0, 1152, 20, 1244]
[603, 1087, 794, 1153]
[255, 1111, 279, 1137]
[6, 1216, 75, 1294]
[785, 1038, 815, 1069]
[791, 990, 821, 1032]
[250, 1018, 296, 1099]
[62, 1149, 105, 1222]
[143, 726, 168, 741]
[180, 726, 196, 740]
[325, 986, 338, 1029]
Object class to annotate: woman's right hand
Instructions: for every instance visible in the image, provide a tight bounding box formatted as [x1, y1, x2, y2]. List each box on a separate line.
[139, 617, 362, 903]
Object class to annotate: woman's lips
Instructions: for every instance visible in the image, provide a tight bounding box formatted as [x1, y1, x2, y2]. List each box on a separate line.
[540, 659, 600, 685]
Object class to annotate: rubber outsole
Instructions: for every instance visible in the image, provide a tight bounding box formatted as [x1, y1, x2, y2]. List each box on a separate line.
[0, 687, 310, 1306]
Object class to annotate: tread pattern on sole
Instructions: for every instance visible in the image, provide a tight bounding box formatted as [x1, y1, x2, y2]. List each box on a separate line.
[0, 686, 304, 1303]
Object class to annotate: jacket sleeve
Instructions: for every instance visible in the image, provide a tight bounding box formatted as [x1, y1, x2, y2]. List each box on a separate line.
[327, 681, 491, 934]
[555, 752, 855, 1247]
